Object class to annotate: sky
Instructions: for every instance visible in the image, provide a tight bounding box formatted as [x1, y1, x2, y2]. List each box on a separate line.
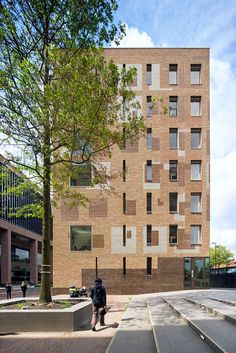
[113, 0, 236, 256]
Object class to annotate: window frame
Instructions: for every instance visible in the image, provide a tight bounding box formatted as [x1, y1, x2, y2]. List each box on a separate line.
[191, 64, 201, 85]
[169, 64, 178, 85]
[190, 225, 202, 244]
[191, 160, 201, 181]
[191, 192, 202, 213]
[191, 128, 202, 149]
[191, 96, 202, 116]
[70, 225, 92, 252]
[169, 128, 178, 149]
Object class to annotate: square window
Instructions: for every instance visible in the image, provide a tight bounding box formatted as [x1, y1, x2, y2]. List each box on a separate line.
[191, 128, 201, 148]
[169, 64, 178, 84]
[191, 64, 201, 84]
[191, 225, 201, 244]
[191, 193, 201, 212]
[70, 226, 92, 251]
[70, 164, 91, 187]
[169, 128, 178, 149]
[191, 96, 201, 116]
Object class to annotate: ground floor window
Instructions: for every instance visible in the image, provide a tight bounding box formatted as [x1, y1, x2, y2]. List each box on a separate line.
[70, 225, 92, 251]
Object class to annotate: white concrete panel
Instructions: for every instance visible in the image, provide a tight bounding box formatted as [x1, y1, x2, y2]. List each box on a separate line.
[93, 162, 111, 190]
[126, 64, 142, 91]
[143, 226, 168, 254]
[174, 214, 185, 222]
[178, 150, 185, 157]
[149, 64, 160, 90]
[111, 226, 136, 254]
[178, 192, 185, 202]
[163, 163, 170, 170]
[174, 246, 200, 254]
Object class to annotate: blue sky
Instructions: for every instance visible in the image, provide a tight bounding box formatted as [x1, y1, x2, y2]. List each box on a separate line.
[114, 0, 236, 255]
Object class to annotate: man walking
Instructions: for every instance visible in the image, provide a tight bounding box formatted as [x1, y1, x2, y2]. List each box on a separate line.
[89, 278, 107, 331]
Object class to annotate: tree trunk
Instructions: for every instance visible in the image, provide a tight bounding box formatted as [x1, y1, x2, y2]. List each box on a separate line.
[39, 155, 52, 303]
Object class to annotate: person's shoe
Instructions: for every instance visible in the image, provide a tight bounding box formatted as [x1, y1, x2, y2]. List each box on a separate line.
[91, 326, 96, 331]
[100, 323, 105, 326]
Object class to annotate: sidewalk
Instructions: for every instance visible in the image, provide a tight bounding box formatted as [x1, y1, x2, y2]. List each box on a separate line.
[0, 295, 131, 353]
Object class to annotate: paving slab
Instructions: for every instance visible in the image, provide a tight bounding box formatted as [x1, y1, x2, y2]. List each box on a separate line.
[106, 297, 156, 353]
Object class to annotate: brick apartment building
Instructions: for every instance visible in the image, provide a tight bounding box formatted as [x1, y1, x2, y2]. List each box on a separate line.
[53, 48, 210, 294]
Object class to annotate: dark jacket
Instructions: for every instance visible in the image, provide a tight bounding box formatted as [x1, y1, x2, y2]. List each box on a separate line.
[90, 282, 106, 307]
[5, 284, 12, 292]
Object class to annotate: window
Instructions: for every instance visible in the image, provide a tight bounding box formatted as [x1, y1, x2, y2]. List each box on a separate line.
[147, 225, 152, 246]
[122, 126, 126, 149]
[147, 257, 152, 276]
[146, 160, 152, 182]
[123, 160, 126, 182]
[169, 160, 178, 180]
[123, 257, 126, 276]
[191, 128, 201, 148]
[191, 160, 201, 180]
[191, 96, 201, 116]
[146, 128, 152, 149]
[169, 193, 178, 213]
[146, 64, 152, 85]
[191, 193, 201, 213]
[169, 96, 178, 117]
[70, 226, 92, 251]
[146, 96, 152, 117]
[191, 64, 201, 84]
[169, 128, 178, 149]
[169, 64, 178, 84]
[191, 225, 201, 244]
[169, 225, 178, 244]
[147, 193, 152, 214]
[123, 225, 126, 246]
[70, 164, 91, 187]
[123, 193, 126, 214]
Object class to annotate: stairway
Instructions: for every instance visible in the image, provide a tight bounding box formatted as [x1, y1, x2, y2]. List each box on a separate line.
[107, 291, 236, 353]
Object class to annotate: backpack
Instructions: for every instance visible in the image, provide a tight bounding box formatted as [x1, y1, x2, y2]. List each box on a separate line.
[92, 286, 104, 306]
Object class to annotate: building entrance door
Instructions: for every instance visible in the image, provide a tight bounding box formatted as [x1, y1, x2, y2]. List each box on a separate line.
[184, 257, 210, 289]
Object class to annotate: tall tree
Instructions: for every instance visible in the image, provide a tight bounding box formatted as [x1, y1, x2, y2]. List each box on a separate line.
[0, 1, 144, 302]
[210, 245, 234, 268]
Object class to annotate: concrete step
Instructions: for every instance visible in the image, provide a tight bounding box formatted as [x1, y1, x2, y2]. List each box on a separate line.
[162, 296, 236, 353]
[208, 297, 236, 307]
[184, 297, 236, 325]
[106, 297, 156, 353]
[147, 297, 214, 353]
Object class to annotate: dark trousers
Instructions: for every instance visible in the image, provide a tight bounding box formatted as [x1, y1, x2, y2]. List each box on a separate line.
[91, 305, 105, 327]
[22, 290, 26, 297]
[6, 291, 11, 300]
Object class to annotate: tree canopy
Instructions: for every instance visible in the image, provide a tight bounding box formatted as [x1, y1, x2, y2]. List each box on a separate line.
[210, 244, 235, 268]
[0, 0, 144, 302]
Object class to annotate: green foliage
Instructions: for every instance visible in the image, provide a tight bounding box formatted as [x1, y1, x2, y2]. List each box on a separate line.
[210, 245, 234, 268]
[0, 1, 144, 303]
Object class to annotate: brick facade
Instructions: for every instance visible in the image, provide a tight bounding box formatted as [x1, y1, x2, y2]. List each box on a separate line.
[53, 48, 210, 294]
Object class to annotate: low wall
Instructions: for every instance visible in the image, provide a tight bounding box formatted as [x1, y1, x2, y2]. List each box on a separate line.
[0, 299, 92, 332]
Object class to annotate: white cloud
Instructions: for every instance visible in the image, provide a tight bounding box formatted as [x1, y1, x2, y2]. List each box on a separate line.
[112, 25, 155, 48]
